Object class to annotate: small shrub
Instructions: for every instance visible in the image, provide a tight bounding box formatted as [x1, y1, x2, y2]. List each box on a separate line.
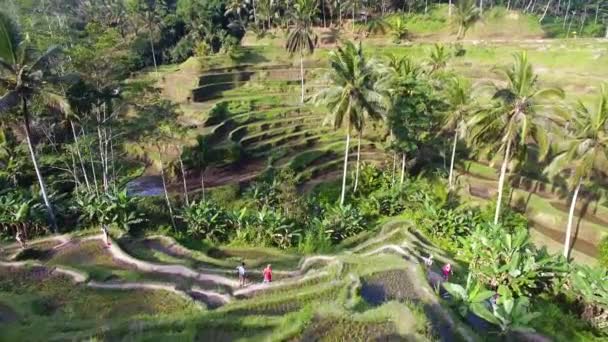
[31, 297, 57, 316]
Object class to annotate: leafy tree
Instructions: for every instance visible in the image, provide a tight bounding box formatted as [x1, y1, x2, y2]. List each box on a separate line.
[285, 0, 318, 104]
[487, 288, 541, 334]
[384, 56, 438, 186]
[76, 190, 143, 234]
[454, 0, 481, 40]
[441, 76, 475, 190]
[443, 274, 496, 321]
[0, 11, 71, 232]
[181, 200, 231, 242]
[319, 204, 366, 242]
[545, 85, 608, 259]
[468, 52, 564, 225]
[570, 265, 608, 329]
[314, 41, 386, 205]
[462, 223, 568, 297]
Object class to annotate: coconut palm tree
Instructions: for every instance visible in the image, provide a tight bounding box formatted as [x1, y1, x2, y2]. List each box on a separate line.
[468, 52, 564, 225]
[126, 0, 167, 75]
[313, 41, 386, 205]
[225, 0, 249, 20]
[286, 0, 318, 104]
[0, 12, 70, 233]
[546, 85, 608, 259]
[442, 76, 475, 190]
[454, 0, 481, 40]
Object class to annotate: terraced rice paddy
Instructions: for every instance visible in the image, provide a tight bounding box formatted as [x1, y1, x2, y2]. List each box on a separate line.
[0, 220, 480, 341]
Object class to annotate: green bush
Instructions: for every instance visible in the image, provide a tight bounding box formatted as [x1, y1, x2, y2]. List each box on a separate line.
[181, 200, 232, 242]
[461, 223, 568, 296]
[319, 204, 367, 243]
[599, 235, 608, 268]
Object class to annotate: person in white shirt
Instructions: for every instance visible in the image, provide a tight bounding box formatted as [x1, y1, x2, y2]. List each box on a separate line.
[237, 262, 246, 287]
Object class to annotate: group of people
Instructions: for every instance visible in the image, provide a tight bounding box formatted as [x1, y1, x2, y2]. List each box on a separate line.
[236, 262, 273, 287]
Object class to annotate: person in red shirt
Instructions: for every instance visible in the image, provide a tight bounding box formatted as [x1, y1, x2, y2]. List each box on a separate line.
[263, 264, 272, 283]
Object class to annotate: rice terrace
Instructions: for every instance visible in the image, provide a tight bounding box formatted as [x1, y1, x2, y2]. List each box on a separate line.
[1, 0, 608, 341]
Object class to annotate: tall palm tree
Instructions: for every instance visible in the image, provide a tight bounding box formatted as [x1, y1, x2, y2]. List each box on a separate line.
[442, 76, 475, 190]
[468, 52, 564, 225]
[0, 12, 69, 233]
[454, 0, 481, 40]
[313, 41, 386, 205]
[546, 85, 608, 259]
[127, 0, 167, 75]
[286, 0, 318, 104]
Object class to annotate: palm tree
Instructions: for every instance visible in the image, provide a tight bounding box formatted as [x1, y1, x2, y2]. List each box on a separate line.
[362, 16, 389, 37]
[454, 0, 481, 40]
[225, 0, 248, 20]
[0, 12, 70, 233]
[126, 0, 167, 75]
[442, 76, 475, 190]
[468, 52, 564, 225]
[286, 0, 318, 104]
[313, 41, 386, 205]
[428, 44, 450, 74]
[546, 85, 608, 259]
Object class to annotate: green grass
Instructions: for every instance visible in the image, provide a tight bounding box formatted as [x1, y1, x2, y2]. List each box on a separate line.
[0, 266, 198, 341]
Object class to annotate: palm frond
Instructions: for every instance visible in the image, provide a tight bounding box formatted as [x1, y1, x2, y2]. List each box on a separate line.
[0, 89, 19, 113]
[0, 11, 21, 65]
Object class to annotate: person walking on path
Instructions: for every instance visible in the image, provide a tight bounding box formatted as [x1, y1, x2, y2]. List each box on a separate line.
[16, 230, 26, 249]
[263, 264, 272, 284]
[442, 263, 453, 281]
[237, 262, 247, 287]
[423, 254, 433, 268]
[101, 226, 111, 248]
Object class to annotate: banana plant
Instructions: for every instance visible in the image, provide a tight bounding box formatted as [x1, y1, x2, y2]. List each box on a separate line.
[181, 200, 230, 242]
[488, 288, 540, 334]
[571, 265, 608, 307]
[443, 273, 496, 322]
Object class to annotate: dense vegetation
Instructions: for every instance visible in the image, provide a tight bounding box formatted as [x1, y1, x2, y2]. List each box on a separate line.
[1, 0, 608, 340]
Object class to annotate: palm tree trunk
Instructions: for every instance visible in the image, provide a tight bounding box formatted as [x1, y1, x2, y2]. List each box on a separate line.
[563, 0, 570, 28]
[22, 97, 58, 233]
[339, 2, 342, 27]
[391, 152, 396, 184]
[539, 0, 552, 22]
[352, 3, 356, 32]
[149, 24, 159, 75]
[448, 131, 458, 190]
[178, 150, 189, 206]
[400, 153, 406, 185]
[83, 126, 99, 194]
[300, 51, 305, 103]
[70, 121, 91, 191]
[564, 180, 582, 259]
[322, 0, 326, 28]
[494, 140, 512, 225]
[353, 132, 362, 192]
[201, 170, 206, 202]
[159, 157, 177, 230]
[449, 0, 453, 16]
[340, 133, 350, 206]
